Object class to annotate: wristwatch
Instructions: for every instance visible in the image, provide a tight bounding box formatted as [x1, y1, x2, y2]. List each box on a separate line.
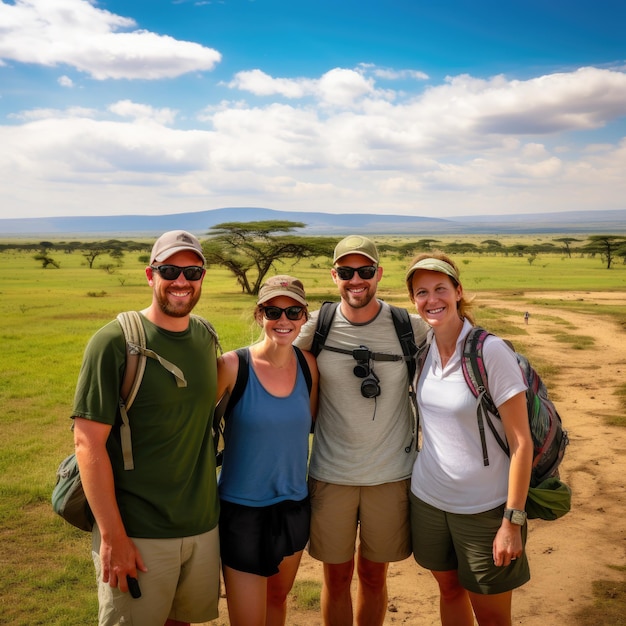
[503, 508, 527, 525]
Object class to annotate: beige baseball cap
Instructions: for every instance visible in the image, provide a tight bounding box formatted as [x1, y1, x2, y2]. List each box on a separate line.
[257, 275, 307, 306]
[333, 235, 379, 264]
[150, 230, 206, 265]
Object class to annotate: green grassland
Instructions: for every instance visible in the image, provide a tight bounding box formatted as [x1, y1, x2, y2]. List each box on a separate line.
[1, 236, 626, 624]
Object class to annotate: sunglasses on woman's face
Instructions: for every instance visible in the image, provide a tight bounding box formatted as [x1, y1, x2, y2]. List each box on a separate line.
[261, 306, 305, 321]
[150, 265, 205, 281]
[334, 265, 377, 281]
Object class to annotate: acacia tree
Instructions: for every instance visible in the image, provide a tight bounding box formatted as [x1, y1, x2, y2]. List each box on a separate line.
[554, 237, 582, 258]
[583, 235, 626, 269]
[204, 220, 336, 295]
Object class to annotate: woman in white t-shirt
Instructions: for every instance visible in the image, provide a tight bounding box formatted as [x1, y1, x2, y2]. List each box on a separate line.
[405, 251, 533, 626]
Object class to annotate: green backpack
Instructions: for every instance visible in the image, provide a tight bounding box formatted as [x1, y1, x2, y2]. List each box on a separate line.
[51, 311, 220, 531]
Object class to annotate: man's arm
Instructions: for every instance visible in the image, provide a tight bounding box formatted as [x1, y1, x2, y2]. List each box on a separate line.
[73, 417, 147, 593]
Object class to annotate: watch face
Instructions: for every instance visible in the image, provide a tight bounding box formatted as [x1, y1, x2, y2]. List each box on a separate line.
[510, 510, 527, 524]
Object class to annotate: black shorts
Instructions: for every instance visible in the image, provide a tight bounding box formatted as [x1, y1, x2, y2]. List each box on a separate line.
[219, 497, 310, 577]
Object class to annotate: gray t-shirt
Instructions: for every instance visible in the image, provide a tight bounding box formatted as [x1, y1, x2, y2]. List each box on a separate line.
[295, 301, 428, 485]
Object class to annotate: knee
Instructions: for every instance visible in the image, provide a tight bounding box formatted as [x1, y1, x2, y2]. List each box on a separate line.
[356, 557, 388, 591]
[433, 570, 465, 602]
[266, 586, 288, 608]
[324, 561, 354, 596]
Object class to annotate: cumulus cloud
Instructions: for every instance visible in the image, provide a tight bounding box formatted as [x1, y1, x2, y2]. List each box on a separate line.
[108, 100, 178, 125]
[1, 64, 626, 217]
[228, 67, 390, 107]
[0, 0, 221, 79]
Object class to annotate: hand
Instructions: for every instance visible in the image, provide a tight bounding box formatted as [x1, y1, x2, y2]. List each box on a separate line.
[492, 521, 523, 567]
[100, 535, 148, 593]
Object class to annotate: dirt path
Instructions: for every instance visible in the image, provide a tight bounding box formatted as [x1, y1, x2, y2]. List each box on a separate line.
[209, 292, 626, 625]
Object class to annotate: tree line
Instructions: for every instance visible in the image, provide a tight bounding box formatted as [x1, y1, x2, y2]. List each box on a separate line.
[2, 223, 625, 295]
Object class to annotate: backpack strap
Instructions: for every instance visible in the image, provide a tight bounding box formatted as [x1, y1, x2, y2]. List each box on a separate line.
[116, 311, 204, 470]
[461, 327, 510, 466]
[389, 305, 418, 381]
[294, 346, 313, 395]
[310, 301, 339, 357]
[311, 301, 416, 375]
[116, 311, 146, 471]
[212, 346, 314, 465]
[191, 313, 223, 355]
[226, 346, 312, 418]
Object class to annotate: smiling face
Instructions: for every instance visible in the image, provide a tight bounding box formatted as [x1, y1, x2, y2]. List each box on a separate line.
[146, 249, 205, 320]
[410, 269, 463, 328]
[331, 253, 382, 313]
[256, 295, 308, 345]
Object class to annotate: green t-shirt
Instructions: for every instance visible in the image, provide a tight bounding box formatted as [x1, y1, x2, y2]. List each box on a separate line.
[72, 314, 219, 538]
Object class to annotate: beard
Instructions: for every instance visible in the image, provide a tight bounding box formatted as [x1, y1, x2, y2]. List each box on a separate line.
[341, 285, 375, 309]
[155, 287, 202, 318]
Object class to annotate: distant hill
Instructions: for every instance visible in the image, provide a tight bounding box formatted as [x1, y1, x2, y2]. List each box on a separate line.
[1, 207, 625, 237]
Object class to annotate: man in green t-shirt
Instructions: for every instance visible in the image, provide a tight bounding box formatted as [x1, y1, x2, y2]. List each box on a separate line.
[73, 230, 220, 626]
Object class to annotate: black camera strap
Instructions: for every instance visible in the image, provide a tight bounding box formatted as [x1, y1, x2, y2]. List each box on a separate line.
[319, 343, 409, 362]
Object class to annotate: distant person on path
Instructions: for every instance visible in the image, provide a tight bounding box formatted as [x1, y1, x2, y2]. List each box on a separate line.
[524, 311, 530, 325]
[217, 275, 318, 626]
[294, 235, 428, 626]
[405, 250, 533, 626]
[72, 230, 221, 626]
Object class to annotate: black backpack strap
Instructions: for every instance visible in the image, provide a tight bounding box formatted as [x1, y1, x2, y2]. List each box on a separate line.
[311, 301, 339, 356]
[213, 348, 249, 467]
[389, 305, 418, 381]
[294, 346, 313, 396]
[227, 348, 250, 416]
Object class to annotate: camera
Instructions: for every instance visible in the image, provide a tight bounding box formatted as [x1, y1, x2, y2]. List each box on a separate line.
[352, 346, 381, 399]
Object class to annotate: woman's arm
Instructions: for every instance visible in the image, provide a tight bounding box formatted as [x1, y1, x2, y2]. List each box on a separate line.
[216, 351, 240, 399]
[492, 391, 533, 566]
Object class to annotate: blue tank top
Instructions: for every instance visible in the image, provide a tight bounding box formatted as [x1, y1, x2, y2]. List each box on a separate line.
[218, 350, 312, 506]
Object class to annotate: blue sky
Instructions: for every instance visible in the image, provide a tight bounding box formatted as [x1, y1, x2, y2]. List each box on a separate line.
[1, 0, 625, 220]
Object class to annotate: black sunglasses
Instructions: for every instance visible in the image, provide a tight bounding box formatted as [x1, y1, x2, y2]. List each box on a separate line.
[335, 265, 378, 281]
[150, 265, 205, 281]
[261, 305, 306, 321]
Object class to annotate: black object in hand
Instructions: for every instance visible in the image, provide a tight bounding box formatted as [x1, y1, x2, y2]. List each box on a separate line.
[127, 576, 141, 599]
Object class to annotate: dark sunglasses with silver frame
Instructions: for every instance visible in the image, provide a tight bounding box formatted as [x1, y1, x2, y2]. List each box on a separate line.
[261, 305, 306, 321]
[334, 265, 377, 281]
[150, 265, 205, 281]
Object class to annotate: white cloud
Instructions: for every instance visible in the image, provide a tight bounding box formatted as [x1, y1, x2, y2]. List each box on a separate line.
[1, 65, 626, 218]
[58, 75, 74, 88]
[0, 0, 221, 79]
[228, 67, 388, 107]
[108, 100, 178, 125]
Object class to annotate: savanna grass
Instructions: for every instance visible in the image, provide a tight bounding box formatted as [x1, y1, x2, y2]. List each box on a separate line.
[2, 237, 626, 624]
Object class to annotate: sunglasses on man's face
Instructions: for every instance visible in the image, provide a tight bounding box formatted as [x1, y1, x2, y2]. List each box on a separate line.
[150, 265, 205, 281]
[335, 265, 378, 281]
[261, 306, 306, 321]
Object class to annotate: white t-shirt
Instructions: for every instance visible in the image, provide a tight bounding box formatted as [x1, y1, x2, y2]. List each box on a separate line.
[411, 319, 527, 514]
[296, 301, 428, 485]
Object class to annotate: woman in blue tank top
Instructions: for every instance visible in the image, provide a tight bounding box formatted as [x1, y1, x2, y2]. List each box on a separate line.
[216, 275, 318, 626]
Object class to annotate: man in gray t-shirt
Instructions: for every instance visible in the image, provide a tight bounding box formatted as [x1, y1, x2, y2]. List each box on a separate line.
[295, 235, 428, 625]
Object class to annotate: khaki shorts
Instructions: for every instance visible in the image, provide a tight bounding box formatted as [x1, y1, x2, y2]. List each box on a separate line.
[92, 525, 220, 625]
[410, 493, 530, 595]
[308, 478, 411, 564]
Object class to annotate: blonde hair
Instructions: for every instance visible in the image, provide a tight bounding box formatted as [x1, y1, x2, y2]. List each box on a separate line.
[405, 250, 475, 324]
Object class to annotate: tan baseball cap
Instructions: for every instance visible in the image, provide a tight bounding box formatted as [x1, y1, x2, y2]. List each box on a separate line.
[150, 230, 206, 265]
[257, 275, 307, 306]
[333, 235, 379, 264]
